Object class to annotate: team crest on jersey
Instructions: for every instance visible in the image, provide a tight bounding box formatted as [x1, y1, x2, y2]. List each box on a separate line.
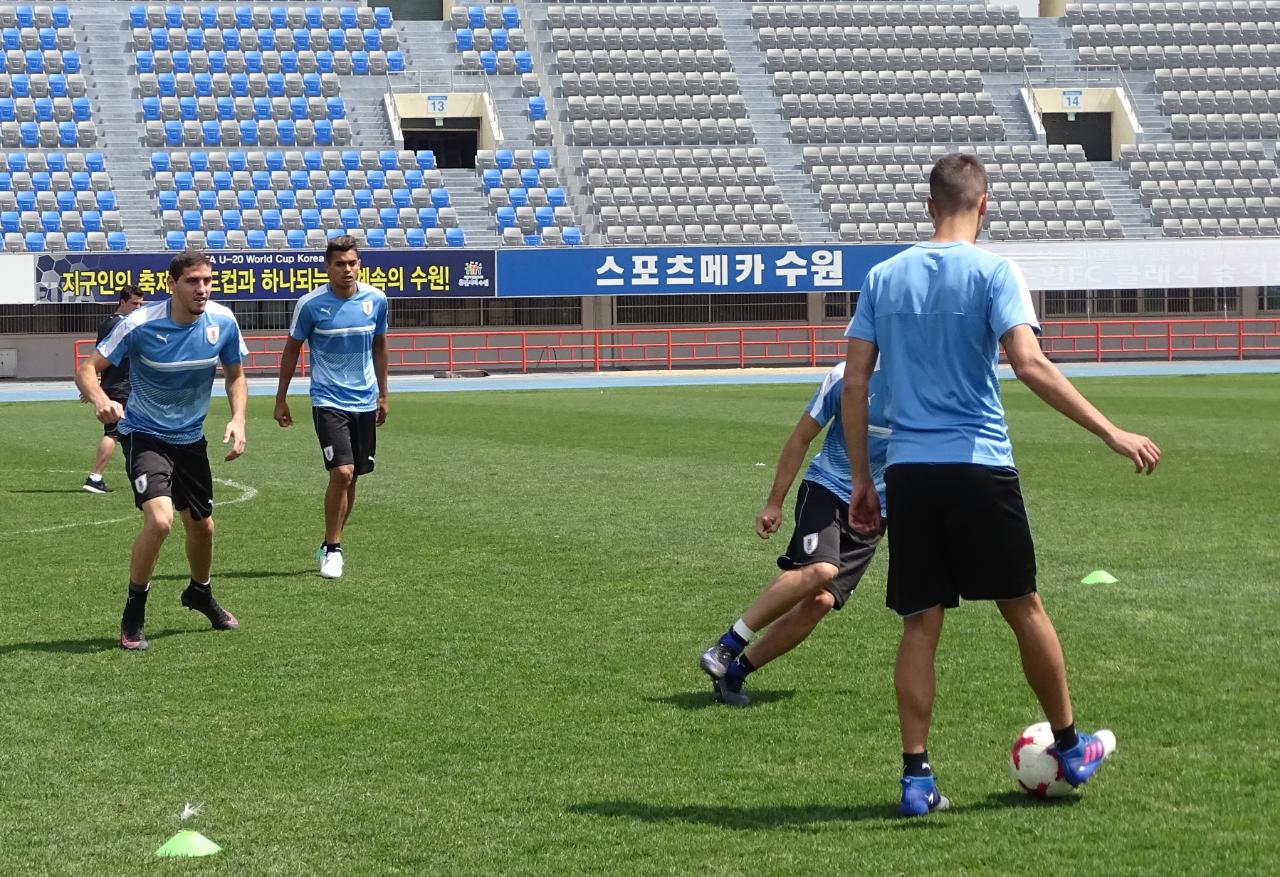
[134, 474, 148, 494]
[803, 533, 819, 555]
[205, 324, 220, 345]
[361, 300, 374, 316]
[323, 445, 334, 462]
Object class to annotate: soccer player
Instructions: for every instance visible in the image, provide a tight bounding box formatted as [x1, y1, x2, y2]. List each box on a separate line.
[699, 364, 889, 706]
[74, 252, 247, 651]
[842, 153, 1161, 816]
[273, 236, 389, 579]
[81, 285, 145, 494]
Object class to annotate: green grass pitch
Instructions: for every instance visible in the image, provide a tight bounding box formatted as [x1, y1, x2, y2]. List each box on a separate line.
[0, 374, 1276, 875]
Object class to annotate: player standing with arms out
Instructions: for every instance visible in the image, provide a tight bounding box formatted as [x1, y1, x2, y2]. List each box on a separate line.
[273, 236, 389, 579]
[75, 252, 247, 651]
[82, 285, 145, 494]
[842, 154, 1161, 816]
[699, 364, 890, 706]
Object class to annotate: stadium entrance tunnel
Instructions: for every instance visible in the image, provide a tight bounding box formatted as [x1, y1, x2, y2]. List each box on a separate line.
[394, 92, 496, 169]
[1030, 87, 1140, 162]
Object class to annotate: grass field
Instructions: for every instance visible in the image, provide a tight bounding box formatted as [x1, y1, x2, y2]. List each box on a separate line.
[0, 374, 1276, 875]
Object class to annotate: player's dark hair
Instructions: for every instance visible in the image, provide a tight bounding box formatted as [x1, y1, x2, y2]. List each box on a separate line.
[119, 284, 144, 304]
[929, 153, 988, 217]
[325, 235, 359, 263]
[168, 250, 212, 281]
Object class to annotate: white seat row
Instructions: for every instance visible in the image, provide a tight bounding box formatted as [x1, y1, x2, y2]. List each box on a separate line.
[811, 164, 1099, 186]
[1154, 66, 1280, 90]
[1161, 216, 1280, 236]
[765, 46, 1040, 72]
[593, 185, 786, 207]
[138, 49, 398, 74]
[1169, 112, 1280, 138]
[546, 5, 717, 29]
[561, 71, 738, 97]
[803, 143, 1088, 167]
[1162, 90, 1280, 113]
[818, 181, 1104, 203]
[781, 92, 994, 119]
[1120, 140, 1267, 163]
[985, 221, 1123, 241]
[571, 117, 754, 145]
[791, 115, 1005, 143]
[751, 3, 1020, 27]
[1070, 22, 1278, 45]
[138, 72, 341, 98]
[1126, 159, 1278, 181]
[758, 24, 1030, 49]
[556, 48, 732, 73]
[1139, 180, 1280, 200]
[773, 69, 983, 94]
[581, 146, 769, 169]
[565, 94, 746, 121]
[602, 224, 802, 245]
[1066, 1, 1280, 25]
[831, 200, 1115, 223]
[133, 6, 384, 29]
[585, 166, 775, 187]
[551, 27, 724, 51]
[1077, 44, 1280, 68]
[132, 28, 399, 52]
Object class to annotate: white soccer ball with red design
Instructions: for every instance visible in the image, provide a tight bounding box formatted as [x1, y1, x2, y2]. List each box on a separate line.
[1009, 722, 1072, 798]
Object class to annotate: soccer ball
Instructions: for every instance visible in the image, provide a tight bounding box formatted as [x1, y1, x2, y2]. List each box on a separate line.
[1009, 722, 1072, 798]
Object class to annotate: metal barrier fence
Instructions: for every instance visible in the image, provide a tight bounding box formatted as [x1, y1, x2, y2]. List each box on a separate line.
[73, 318, 1280, 374]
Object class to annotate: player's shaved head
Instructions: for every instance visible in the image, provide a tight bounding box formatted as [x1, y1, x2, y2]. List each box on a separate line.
[928, 153, 988, 217]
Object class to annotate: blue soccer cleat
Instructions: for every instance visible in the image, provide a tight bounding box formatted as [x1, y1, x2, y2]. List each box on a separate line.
[1050, 730, 1114, 787]
[899, 774, 950, 817]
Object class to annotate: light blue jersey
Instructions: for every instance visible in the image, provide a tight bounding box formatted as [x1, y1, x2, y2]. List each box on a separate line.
[803, 363, 890, 510]
[289, 282, 389, 412]
[97, 300, 247, 445]
[846, 242, 1038, 468]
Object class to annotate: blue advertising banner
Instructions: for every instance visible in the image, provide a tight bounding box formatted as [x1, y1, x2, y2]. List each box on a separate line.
[495, 244, 909, 297]
[33, 249, 497, 302]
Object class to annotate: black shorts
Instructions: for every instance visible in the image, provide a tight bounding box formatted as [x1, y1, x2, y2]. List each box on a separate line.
[777, 480, 882, 610]
[313, 406, 377, 476]
[120, 432, 214, 520]
[103, 392, 127, 440]
[884, 463, 1036, 617]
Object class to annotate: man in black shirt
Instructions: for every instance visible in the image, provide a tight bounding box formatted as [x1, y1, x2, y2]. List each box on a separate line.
[82, 286, 145, 493]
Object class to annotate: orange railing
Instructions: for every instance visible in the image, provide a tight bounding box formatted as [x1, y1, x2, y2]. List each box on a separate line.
[74, 318, 1280, 374]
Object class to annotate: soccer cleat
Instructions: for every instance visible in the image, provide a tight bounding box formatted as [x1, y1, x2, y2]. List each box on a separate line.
[899, 774, 950, 817]
[699, 643, 735, 680]
[712, 676, 751, 708]
[319, 548, 344, 579]
[83, 476, 111, 494]
[1050, 730, 1114, 787]
[120, 623, 149, 651]
[180, 587, 240, 631]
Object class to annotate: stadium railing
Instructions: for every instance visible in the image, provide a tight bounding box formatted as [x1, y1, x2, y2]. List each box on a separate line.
[73, 318, 1280, 374]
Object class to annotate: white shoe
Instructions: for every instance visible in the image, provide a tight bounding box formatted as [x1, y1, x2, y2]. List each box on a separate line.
[319, 549, 344, 579]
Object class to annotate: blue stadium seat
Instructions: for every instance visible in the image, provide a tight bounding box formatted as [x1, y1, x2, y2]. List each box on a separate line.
[222, 28, 239, 51]
[503, 6, 519, 28]
[479, 51, 497, 74]
[174, 170, 194, 191]
[431, 188, 450, 208]
[253, 97, 271, 120]
[181, 209, 201, 230]
[387, 50, 405, 72]
[267, 73, 285, 97]
[178, 96, 197, 120]
[326, 29, 344, 51]
[223, 209, 241, 230]
[341, 7, 358, 28]
[528, 97, 545, 121]
[520, 168, 539, 188]
[55, 190, 74, 211]
[468, 6, 484, 28]
[157, 72, 176, 96]
[229, 73, 248, 96]
[278, 119, 296, 146]
[354, 188, 373, 209]
[66, 230, 86, 250]
[328, 169, 348, 189]
[562, 227, 581, 246]
[316, 51, 334, 73]
[341, 150, 361, 170]
[200, 7, 216, 28]
[532, 150, 551, 169]
[363, 29, 381, 51]
[158, 190, 178, 211]
[72, 97, 90, 121]
[417, 207, 437, 228]
[378, 207, 397, 228]
[193, 72, 212, 96]
[130, 5, 146, 28]
[508, 187, 527, 207]
[303, 150, 323, 170]
[245, 50, 262, 73]
[197, 191, 216, 211]
[257, 28, 275, 51]
[172, 50, 190, 73]
[107, 231, 128, 251]
[315, 189, 334, 209]
[406, 227, 424, 247]
[70, 170, 89, 190]
[286, 169, 306, 189]
[33, 97, 52, 121]
[165, 230, 185, 249]
[63, 50, 80, 73]
[303, 72, 321, 96]
[136, 50, 154, 73]
[455, 29, 472, 52]
[187, 29, 205, 50]
[246, 229, 266, 248]
[206, 229, 226, 249]
[97, 192, 116, 211]
[86, 152, 105, 173]
[38, 28, 56, 51]
[2, 29, 17, 51]
[301, 208, 320, 230]
[340, 207, 359, 227]
[81, 210, 101, 231]
[375, 7, 393, 28]
[492, 29, 508, 51]
[286, 228, 306, 248]
[235, 7, 252, 28]
[495, 206, 515, 229]
[151, 28, 168, 50]
[251, 170, 269, 190]
[188, 151, 207, 171]
[534, 206, 553, 228]
[9, 74, 28, 97]
[57, 122, 76, 146]
[351, 52, 368, 75]
[239, 120, 258, 146]
[276, 189, 295, 209]
[280, 51, 297, 73]
[416, 151, 436, 170]
[365, 228, 385, 248]
[366, 169, 385, 189]
[494, 149, 514, 170]
[378, 150, 397, 171]
[391, 188, 411, 208]
[270, 7, 287, 28]
[446, 228, 465, 247]
[16, 6, 33, 27]
[165, 6, 182, 28]
[294, 28, 312, 51]
[227, 151, 247, 171]
[48, 73, 67, 97]
[0, 172, 11, 191]
[52, 5, 70, 28]
[514, 51, 532, 74]
[29, 170, 49, 191]
[262, 208, 281, 230]
[314, 119, 333, 145]
[216, 96, 234, 120]
[523, 234, 542, 247]
[209, 50, 226, 73]
[305, 8, 323, 28]
[0, 99, 14, 122]
[404, 169, 424, 188]
[0, 211, 18, 233]
[289, 97, 307, 120]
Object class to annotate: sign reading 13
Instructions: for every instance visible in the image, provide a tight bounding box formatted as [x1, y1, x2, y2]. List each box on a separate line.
[427, 95, 448, 114]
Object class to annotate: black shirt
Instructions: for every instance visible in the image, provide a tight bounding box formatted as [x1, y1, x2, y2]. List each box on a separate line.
[96, 312, 130, 400]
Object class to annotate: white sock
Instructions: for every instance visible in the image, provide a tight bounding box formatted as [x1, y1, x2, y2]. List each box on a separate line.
[88, 472, 103, 481]
[732, 618, 756, 643]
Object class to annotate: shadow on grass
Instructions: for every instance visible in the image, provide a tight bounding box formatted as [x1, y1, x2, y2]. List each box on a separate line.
[5, 488, 92, 494]
[570, 799, 905, 830]
[648, 689, 797, 710]
[153, 569, 312, 581]
[0, 628, 196, 655]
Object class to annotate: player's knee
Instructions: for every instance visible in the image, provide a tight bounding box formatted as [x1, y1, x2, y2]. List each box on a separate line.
[329, 465, 355, 487]
[187, 514, 215, 540]
[800, 561, 838, 589]
[142, 509, 173, 538]
[811, 589, 838, 613]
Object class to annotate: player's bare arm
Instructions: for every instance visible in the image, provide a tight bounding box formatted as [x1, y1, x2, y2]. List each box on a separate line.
[273, 336, 305, 427]
[841, 338, 882, 533]
[757, 413, 823, 538]
[74, 352, 123, 425]
[223, 361, 248, 461]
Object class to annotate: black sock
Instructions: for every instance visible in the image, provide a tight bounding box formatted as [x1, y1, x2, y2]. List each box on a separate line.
[737, 654, 757, 676]
[1052, 723, 1079, 751]
[123, 582, 149, 627]
[187, 578, 211, 594]
[903, 751, 932, 777]
[324, 542, 342, 553]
